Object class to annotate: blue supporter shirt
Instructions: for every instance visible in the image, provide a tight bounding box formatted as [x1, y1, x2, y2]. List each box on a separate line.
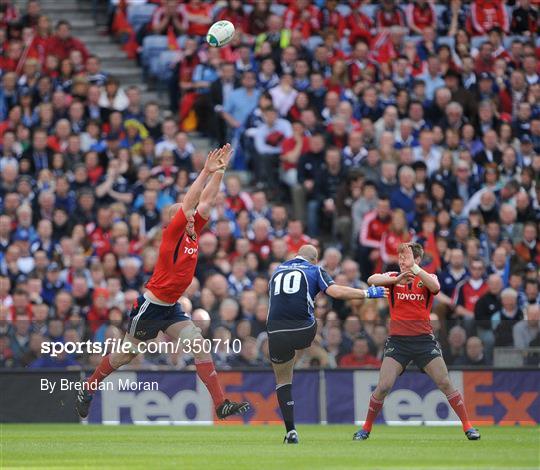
[223, 88, 260, 127]
[267, 257, 334, 332]
[192, 64, 218, 94]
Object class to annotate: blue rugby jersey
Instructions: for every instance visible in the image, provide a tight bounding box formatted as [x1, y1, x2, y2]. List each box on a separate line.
[267, 257, 334, 332]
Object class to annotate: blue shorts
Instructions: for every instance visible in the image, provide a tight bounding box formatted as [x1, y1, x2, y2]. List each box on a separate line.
[127, 295, 190, 341]
[267, 322, 317, 364]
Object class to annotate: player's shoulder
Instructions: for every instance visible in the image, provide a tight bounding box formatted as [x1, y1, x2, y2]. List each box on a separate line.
[314, 264, 331, 278]
[274, 258, 308, 273]
[286, 257, 311, 269]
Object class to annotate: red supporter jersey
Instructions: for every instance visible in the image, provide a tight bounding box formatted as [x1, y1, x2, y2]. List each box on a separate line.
[284, 234, 311, 254]
[406, 3, 436, 30]
[339, 353, 381, 368]
[452, 279, 488, 313]
[386, 272, 438, 336]
[145, 207, 207, 303]
[359, 211, 391, 248]
[184, 4, 213, 36]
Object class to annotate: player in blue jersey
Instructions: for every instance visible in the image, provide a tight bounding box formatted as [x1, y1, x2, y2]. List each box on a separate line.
[267, 244, 387, 444]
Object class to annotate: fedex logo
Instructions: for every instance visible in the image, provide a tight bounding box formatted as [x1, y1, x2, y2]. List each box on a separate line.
[216, 372, 280, 424]
[353, 371, 462, 425]
[352, 371, 540, 426]
[462, 371, 539, 426]
[100, 373, 213, 424]
[98, 372, 281, 425]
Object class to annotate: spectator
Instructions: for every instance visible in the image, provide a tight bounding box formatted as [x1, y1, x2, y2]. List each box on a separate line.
[210, 62, 238, 146]
[151, 0, 185, 36]
[375, 0, 406, 29]
[46, 20, 89, 62]
[468, 0, 509, 35]
[513, 304, 540, 350]
[444, 325, 467, 365]
[492, 288, 524, 347]
[454, 336, 488, 366]
[99, 76, 129, 113]
[407, 0, 437, 35]
[252, 107, 292, 190]
[307, 147, 345, 237]
[390, 165, 416, 223]
[338, 337, 381, 368]
[183, 0, 212, 37]
[511, 0, 538, 36]
[452, 257, 488, 333]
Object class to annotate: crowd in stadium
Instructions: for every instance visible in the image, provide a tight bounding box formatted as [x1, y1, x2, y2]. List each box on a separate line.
[0, 0, 539, 371]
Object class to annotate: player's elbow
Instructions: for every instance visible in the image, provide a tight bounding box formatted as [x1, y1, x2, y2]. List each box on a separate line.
[367, 275, 378, 285]
[196, 202, 211, 219]
[326, 285, 343, 300]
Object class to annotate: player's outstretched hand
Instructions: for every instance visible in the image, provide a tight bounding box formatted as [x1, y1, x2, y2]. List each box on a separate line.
[395, 271, 415, 285]
[204, 145, 228, 173]
[219, 142, 233, 167]
[365, 286, 386, 299]
[400, 244, 415, 268]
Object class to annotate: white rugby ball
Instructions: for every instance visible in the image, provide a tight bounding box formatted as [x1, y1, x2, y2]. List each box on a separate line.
[206, 20, 235, 48]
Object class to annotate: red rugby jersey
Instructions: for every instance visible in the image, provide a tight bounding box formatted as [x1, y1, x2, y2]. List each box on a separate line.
[145, 207, 207, 303]
[386, 272, 438, 336]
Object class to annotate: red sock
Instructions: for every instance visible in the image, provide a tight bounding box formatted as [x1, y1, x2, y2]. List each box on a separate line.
[362, 394, 384, 432]
[86, 355, 115, 394]
[447, 390, 472, 431]
[195, 359, 225, 407]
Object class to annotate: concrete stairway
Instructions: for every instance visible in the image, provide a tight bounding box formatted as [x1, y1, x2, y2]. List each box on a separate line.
[14, 0, 212, 154]
[28, 0, 161, 103]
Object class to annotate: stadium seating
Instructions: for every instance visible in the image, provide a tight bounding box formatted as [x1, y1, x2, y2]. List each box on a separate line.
[0, 0, 538, 374]
[127, 2, 157, 34]
[141, 34, 169, 76]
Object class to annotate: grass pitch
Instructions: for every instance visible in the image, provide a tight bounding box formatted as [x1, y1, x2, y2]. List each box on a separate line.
[0, 424, 538, 469]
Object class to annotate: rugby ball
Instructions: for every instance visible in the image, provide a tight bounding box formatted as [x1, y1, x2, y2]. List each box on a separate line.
[206, 20, 235, 48]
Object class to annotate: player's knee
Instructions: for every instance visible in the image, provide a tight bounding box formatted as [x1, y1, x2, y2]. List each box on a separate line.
[179, 323, 205, 358]
[109, 351, 135, 368]
[376, 381, 393, 397]
[436, 375, 452, 392]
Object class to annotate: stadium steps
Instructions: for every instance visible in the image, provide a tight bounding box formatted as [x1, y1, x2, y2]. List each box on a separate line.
[33, 0, 164, 106]
[15, 0, 213, 151]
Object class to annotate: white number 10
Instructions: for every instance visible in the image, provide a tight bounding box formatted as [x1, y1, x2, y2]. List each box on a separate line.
[273, 271, 302, 295]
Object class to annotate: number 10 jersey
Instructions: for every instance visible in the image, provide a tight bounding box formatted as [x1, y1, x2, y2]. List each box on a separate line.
[267, 257, 334, 333]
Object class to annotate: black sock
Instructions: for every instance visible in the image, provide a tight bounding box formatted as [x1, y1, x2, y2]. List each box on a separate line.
[276, 383, 295, 433]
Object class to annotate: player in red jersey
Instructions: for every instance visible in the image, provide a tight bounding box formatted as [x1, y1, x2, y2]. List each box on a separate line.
[76, 144, 250, 420]
[353, 243, 480, 441]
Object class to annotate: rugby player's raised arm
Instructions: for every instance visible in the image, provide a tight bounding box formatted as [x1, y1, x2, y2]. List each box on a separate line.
[197, 144, 232, 220]
[401, 244, 440, 294]
[182, 146, 226, 215]
[368, 272, 414, 286]
[414, 268, 440, 294]
[326, 284, 388, 300]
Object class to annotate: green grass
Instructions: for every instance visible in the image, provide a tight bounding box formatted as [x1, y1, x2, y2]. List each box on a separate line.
[0, 424, 538, 469]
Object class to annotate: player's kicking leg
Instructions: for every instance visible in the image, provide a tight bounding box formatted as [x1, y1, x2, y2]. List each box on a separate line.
[353, 356, 403, 440]
[75, 333, 141, 418]
[423, 357, 480, 440]
[271, 356, 298, 444]
[165, 321, 250, 419]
